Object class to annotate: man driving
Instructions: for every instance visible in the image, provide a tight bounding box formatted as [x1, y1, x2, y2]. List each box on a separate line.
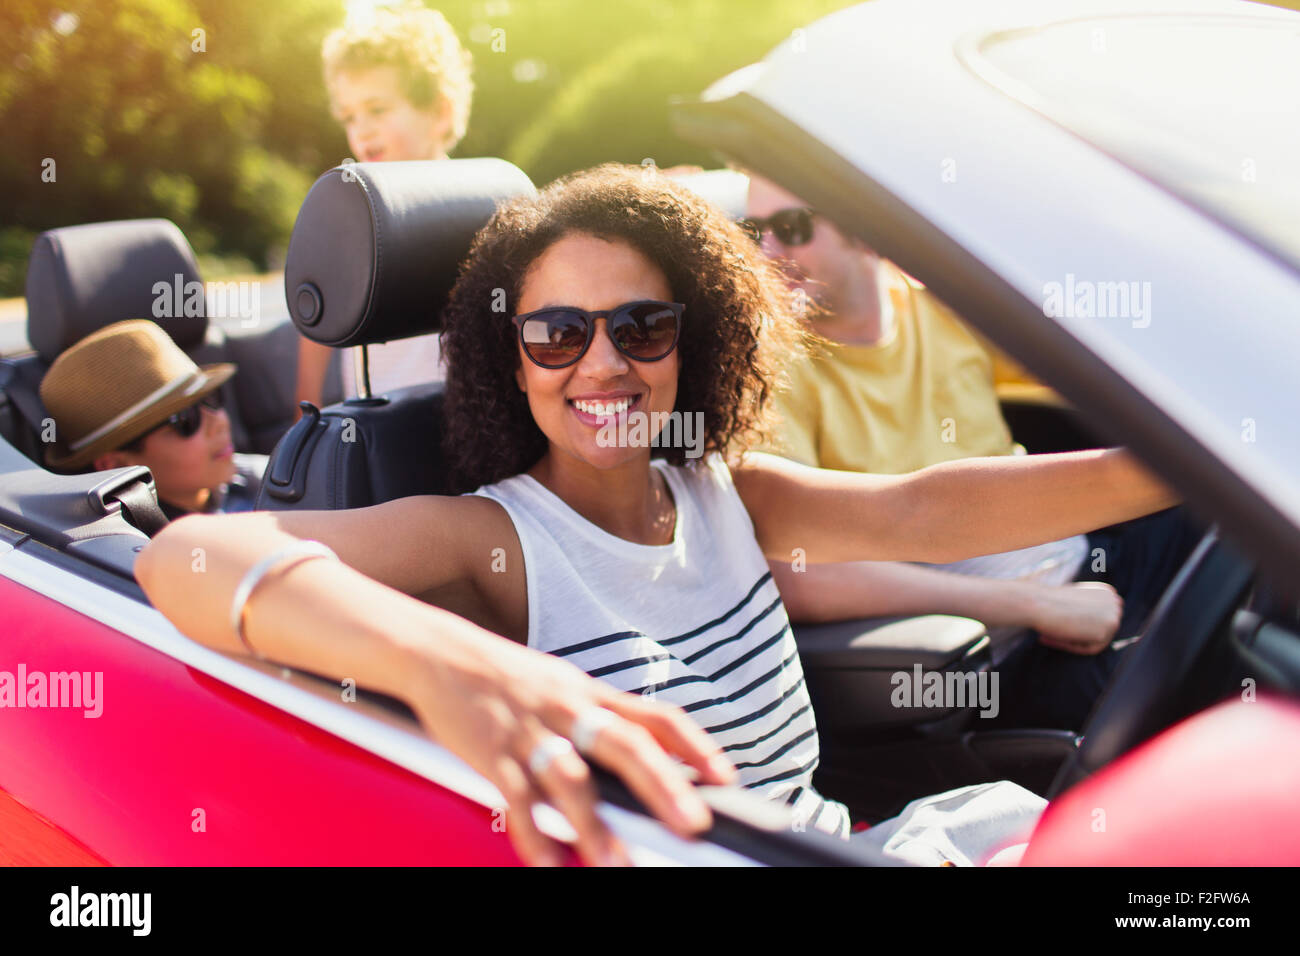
[745, 171, 1202, 730]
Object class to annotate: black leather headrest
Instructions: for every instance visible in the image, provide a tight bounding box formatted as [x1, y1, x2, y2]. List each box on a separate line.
[25, 219, 208, 363]
[284, 158, 536, 348]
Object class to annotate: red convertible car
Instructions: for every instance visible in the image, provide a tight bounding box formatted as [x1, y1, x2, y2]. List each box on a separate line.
[2, 0, 1298, 866]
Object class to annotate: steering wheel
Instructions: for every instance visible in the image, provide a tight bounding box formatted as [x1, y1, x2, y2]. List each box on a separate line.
[1047, 529, 1254, 798]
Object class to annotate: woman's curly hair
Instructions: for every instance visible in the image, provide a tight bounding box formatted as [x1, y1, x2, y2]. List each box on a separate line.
[441, 163, 810, 493]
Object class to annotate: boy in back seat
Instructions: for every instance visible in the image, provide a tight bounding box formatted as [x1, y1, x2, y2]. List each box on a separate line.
[294, 3, 475, 412]
[41, 320, 264, 521]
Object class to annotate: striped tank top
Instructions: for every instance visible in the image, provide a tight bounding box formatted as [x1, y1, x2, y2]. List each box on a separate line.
[471, 454, 851, 837]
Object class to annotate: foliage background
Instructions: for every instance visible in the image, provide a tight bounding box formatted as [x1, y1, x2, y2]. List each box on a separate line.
[0, 0, 862, 296]
[5, 0, 1298, 298]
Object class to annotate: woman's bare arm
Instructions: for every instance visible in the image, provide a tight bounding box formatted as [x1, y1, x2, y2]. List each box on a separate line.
[133, 500, 495, 655]
[135, 506, 734, 866]
[734, 448, 1176, 566]
[140, 495, 517, 618]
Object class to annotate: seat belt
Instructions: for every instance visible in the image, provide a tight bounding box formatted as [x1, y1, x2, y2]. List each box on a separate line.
[87, 467, 171, 537]
[109, 481, 171, 537]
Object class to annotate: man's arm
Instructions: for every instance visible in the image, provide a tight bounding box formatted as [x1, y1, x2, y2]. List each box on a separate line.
[770, 558, 1123, 653]
[734, 448, 1177, 566]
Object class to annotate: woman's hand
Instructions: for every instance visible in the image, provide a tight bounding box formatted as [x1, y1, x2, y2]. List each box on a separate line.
[135, 512, 737, 867]
[405, 625, 738, 866]
[1030, 581, 1123, 654]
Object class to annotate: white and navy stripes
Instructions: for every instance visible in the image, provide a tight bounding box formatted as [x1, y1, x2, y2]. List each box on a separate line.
[471, 455, 852, 838]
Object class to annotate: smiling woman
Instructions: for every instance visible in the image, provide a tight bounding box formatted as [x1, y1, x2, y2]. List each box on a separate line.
[136, 164, 1178, 865]
[440, 164, 804, 495]
[454, 200, 851, 833]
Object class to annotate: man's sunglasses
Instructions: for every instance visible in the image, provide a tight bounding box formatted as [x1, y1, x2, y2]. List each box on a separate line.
[152, 392, 223, 440]
[511, 300, 684, 369]
[737, 207, 817, 247]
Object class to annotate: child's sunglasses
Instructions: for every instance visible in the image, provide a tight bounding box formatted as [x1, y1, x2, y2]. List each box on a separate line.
[737, 206, 817, 247]
[512, 300, 684, 369]
[152, 392, 224, 440]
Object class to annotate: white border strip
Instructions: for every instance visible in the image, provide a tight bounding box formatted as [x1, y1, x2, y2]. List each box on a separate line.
[0, 547, 756, 867]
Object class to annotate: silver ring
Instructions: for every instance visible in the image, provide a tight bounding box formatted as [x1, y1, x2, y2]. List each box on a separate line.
[527, 735, 575, 777]
[570, 706, 617, 754]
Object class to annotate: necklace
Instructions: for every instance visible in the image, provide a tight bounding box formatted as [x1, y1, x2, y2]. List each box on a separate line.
[653, 471, 677, 543]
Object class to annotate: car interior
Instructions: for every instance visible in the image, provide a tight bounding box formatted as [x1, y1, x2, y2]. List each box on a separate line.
[3, 157, 1300, 857]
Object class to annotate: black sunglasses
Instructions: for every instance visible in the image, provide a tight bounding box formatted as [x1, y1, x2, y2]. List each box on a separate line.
[153, 392, 223, 440]
[737, 207, 817, 247]
[511, 300, 685, 369]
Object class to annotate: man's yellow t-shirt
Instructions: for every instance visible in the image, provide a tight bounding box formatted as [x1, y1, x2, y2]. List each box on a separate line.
[765, 266, 1016, 474]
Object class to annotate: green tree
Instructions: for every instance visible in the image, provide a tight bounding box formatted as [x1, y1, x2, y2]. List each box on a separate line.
[0, 0, 327, 293]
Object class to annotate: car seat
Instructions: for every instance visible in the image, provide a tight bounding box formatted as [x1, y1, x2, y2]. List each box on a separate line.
[255, 158, 536, 511]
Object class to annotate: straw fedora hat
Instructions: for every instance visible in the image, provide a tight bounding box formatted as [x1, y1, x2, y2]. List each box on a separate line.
[40, 319, 236, 470]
